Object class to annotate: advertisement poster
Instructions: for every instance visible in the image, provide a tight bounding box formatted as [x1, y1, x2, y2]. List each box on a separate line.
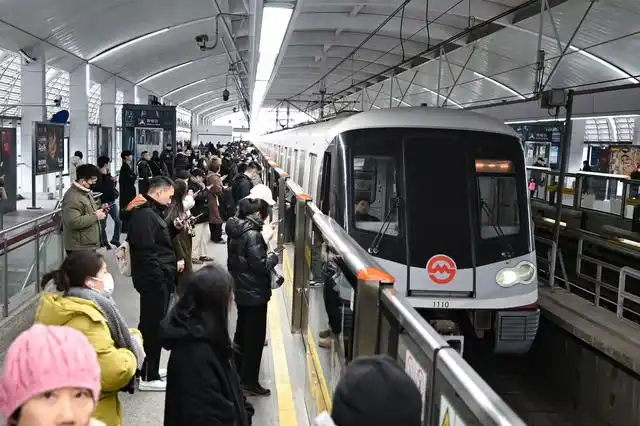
[0, 128, 16, 211]
[34, 123, 64, 175]
[608, 145, 640, 175]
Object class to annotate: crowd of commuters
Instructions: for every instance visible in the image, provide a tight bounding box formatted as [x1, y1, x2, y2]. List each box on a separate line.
[0, 140, 421, 426]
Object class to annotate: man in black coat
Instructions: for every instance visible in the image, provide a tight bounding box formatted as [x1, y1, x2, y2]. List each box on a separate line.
[127, 176, 180, 391]
[230, 162, 258, 210]
[93, 155, 121, 248]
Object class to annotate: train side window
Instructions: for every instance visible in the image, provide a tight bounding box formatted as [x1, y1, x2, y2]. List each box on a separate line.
[319, 152, 332, 215]
[308, 153, 317, 197]
[353, 155, 399, 236]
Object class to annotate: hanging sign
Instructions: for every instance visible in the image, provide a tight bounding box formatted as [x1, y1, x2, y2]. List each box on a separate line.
[510, 123, 564, 144]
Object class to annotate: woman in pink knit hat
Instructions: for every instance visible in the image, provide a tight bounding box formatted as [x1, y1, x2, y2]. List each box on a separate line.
[0, 323, 105, 426]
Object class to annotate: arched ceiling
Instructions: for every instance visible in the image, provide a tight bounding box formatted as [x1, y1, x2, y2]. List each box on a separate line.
[0, 0, 636, 125]
[258, 0, 640, 121]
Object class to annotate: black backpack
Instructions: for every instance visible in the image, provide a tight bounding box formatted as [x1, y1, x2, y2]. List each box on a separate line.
[219, 186, 235, 220]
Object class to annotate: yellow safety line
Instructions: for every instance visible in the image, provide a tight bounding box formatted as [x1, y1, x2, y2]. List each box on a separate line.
[268, 292, 298, 426]
[282, 248, 333, 414]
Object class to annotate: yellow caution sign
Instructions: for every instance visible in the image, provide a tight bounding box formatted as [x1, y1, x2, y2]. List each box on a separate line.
[441, 408, 450, 426]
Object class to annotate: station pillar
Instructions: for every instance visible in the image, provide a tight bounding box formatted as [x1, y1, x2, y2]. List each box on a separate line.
[20, 47, 47, 197]
[69, 65, 90, 165]
[567, 120, 586, 173]
[101, 77, 118, 173]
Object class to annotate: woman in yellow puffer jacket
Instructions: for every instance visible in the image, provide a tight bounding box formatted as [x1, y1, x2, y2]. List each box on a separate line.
[35, 250, 145, 426]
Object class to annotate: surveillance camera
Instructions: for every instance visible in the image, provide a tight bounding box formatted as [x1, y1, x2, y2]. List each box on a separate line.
[54, 97, 62, 107]
[195, 34, 209, 51]
[222, 89, 230, 102]
[233, 107, 238, 113]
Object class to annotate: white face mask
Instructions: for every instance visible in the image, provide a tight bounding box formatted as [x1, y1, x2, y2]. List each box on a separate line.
[92, 272, 115, 297]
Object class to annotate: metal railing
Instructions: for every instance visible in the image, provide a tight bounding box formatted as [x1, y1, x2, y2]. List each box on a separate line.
[0, 205, 64, 318]
[259, 151, 526, 425]
[527, 166, 640, 220]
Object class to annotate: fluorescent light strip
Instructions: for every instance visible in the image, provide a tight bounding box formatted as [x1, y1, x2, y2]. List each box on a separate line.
[252, 6, 294, 122]
[90, 28, 170, 63]
[473, 72, 526, 100]
[421, 87, 463, 108]
[89, 16, 217, 64]
[164, 79, 206, 98]
[138, 61, 194, 85]
[179, 90, 217, 106]
[569, 46, 638, 84]
[191, 99, 218, 111]
[505, 114, 639, 124]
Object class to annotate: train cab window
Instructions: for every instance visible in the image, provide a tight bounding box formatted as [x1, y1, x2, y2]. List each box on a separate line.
[476, 160, 520, 239]
[353, 155, 399, 236]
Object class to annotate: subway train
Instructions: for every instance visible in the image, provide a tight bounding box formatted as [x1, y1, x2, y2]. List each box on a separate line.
[255, 108, 539, 354]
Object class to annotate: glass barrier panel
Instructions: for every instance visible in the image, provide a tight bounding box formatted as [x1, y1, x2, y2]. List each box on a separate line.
[432, 352, 485, 426]
[580, 175, 624, 215]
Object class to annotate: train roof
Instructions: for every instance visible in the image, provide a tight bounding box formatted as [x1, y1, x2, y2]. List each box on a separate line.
[258, 107, 518, 142]
[260, 107, 519, 140]
[329, 107, 518, 138]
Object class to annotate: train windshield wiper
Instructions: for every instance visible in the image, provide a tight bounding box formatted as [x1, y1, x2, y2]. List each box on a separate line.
[480, 199, 514, 258]
[480, 199, 505, 238]
[368, 196, 401, 255]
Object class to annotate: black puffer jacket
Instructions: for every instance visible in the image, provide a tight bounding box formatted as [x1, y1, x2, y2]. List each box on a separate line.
[226, 217, 278, 307]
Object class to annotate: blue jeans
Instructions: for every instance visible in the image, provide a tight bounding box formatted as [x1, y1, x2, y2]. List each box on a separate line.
[100, 203, 121, 245]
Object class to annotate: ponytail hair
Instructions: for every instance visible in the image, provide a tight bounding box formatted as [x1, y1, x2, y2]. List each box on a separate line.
[40, 250, 104, 292]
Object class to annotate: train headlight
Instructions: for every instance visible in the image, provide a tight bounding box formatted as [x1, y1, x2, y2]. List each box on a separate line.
[516, 261, 536, 284]
[496, 269, 519, 287]
[496, 261, 536, 287]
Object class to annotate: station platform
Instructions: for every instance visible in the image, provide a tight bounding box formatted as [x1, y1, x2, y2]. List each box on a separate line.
[538, 286, 640, 374]
[110, 239, 311, 426]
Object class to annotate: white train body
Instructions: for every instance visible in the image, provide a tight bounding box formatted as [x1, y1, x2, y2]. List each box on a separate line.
[255, 108, 539, 353]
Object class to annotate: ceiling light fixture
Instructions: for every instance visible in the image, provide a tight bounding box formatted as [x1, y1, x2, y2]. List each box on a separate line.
[251, 5, 294, 123]
[138, 61, 194, 85]
[164, 79, 206, 98]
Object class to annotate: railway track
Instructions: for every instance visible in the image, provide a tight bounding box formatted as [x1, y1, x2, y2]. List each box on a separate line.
[464, 332, 579, 426]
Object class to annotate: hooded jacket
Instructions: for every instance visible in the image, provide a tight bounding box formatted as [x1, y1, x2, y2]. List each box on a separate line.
[126, 194, 177, 293]
[160, 307, 254, 426]
[35, 292, 140, 426]
[226, 216, 278, 306]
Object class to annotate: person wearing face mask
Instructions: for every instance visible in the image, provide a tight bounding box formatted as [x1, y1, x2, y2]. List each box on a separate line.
[161, 264, 254, 426]
[0, 324, 105, 426]
[62, 164, 106, 255]
[226, 189, 278, 397]
[126, 176, 182, 392]
[34, 251, 145, 426]
[166, 180, 195, 297]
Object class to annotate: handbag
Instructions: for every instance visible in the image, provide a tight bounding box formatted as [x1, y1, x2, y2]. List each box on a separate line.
[270, 264, 284, 289]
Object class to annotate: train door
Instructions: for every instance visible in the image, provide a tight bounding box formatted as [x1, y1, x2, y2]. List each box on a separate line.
[403, 133, 475, 296]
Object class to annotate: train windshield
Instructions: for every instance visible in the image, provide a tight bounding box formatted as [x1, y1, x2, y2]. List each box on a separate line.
[476, 160, 520, 239]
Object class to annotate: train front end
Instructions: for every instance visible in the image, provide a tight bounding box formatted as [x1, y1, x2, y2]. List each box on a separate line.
[341, 126, 538, 354]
